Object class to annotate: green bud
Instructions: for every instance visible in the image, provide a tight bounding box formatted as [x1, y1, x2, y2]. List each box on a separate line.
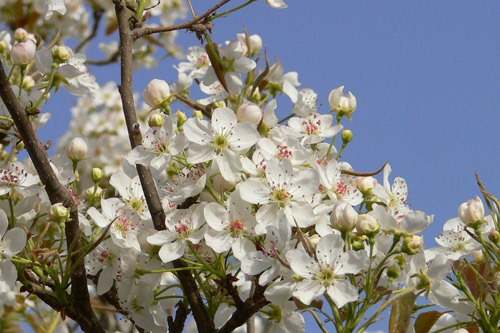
[401, 235, 423, 255]
[52, 46, 71, 63]
[48, 203, 70, 223]
[341, 129, 353, 143]
[148, 113, 165, 127]
[91, 168, 104, 183]
[193, 110, 204, 120]
[387, 264, 401, 279]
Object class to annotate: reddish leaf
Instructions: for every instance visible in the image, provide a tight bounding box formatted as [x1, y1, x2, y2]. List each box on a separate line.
[389, 292, 417, 333]
[414, 311, 446, 333]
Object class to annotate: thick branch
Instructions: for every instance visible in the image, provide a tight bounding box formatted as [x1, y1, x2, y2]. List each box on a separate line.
[113, 0, 166, 231]
[0, 60, 104, 333]
[113, 2, 215, 332]
[133, 0, 232, 40]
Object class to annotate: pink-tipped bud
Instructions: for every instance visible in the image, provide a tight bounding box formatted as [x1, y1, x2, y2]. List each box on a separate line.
[11, 39, 36, 65]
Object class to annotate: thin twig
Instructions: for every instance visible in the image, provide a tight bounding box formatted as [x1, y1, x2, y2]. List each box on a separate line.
[75, 5, 104, 53]
[133, 0, 232, 40]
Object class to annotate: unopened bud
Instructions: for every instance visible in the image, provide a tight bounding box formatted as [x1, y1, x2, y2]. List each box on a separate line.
[48, 203, 70, 223]
[11, 40, 36, 65]
[237, 102, 263, 126]
[356, 214, 380, 237]
[148, 113, 165, 127]
[52, 46, 71, 63]
[67, 137, 88, 161]
[91, 168, 104, 183]
[330, 202, 358, 232]
[471, 250, 485, 263]
[402, 235, 423, 255]
[84, 186, 103, 201]
[387, 264, 401, 279]
[355, 176, 377, 194]
[14, 28, 28, 42]
[458, 196, 485, 228]
[143, 79, 172, 109]
[341, 129, 353, 143]
[488, 229, 500, 247]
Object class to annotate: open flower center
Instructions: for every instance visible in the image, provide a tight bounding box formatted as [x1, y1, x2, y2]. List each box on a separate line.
[214, 135, 229, 154]
[316, 266, 335, 287]
[271, 188, 291, 208]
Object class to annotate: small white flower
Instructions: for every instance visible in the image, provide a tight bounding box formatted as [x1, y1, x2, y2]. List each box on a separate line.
[184, 107, 259, 182]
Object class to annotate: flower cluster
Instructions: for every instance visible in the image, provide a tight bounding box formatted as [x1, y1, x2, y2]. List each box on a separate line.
[0, 1, 497, 333]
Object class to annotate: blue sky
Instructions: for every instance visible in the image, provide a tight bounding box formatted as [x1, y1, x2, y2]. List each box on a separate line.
[41, 1, 499, 331]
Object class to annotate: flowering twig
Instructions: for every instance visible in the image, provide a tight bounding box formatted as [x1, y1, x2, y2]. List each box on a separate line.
[0, 59, 104, 333]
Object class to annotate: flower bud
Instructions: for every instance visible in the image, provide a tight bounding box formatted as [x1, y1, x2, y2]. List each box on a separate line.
[328, 86, 357, 118]
[48, 203, 70, 223]
[488, 229, 500, 247]
[238, 33, 263, 56]
[84, 186, 103, 201]
[11, 40, 36, 65]
[52, 45, 71, 63]
[356, 214, 380, 237]
[148, 113, 165, 127]
[458, 196, 485, 228]
[387, 263, 401, 279]
[237, 102, 263, 126]
[355, 176, 377, 194]
[401, 235, 423, 255]
[341, 129, 353, 143]
[193, 110, 204, 119]
[91, 168, 104, 183]
[67, 137, 88, 161]
[330, 202, 358, 232]
[22, 75, 35, 90]
[14, 28, 28, 42]
[143, 79, 171, 109]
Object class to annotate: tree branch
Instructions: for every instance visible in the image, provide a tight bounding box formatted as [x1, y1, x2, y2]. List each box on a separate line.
[0, 60, 104, 333]
[132, 0, 232, 40]
[113, 2, 215, 332]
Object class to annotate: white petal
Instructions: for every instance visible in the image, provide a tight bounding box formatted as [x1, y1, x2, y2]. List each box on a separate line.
[293, 279, 324, 305]
[327, 280, 359, 308]
[147, 230, 175, 246]
[286, 249, 316, 278]
[184, 117, 212, 144]
[241, 251, 273, 275]
[187, 143, 215, 164]
[3, 228, 27, 256]
[159, 241, 185, 263]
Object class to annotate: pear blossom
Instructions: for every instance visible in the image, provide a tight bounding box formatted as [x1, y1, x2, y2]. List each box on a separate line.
[147, 204, 207, 263]
[203, 40, 256, 95]
[110, 171, 150, 220]
[127, 115, 187, 170]
[239, 158, 319, 231]
[204, 190, 256, 259]
[288, 114, 343, 145]
[328, 85, 357, 118]
[184, 107, 259, 182]
[175, 46, 211, 79]
[315, 159, 362, 205]
[291, 89, 318, 117]
[264, 60, 300, 102]
[458, 196, 485, 227]
[0, 162, 43, 197]
[286, 233, 369, 307]
[425, 217, 481, 261]
[40, 0, 67, 20]
[372, 164, 410, 221]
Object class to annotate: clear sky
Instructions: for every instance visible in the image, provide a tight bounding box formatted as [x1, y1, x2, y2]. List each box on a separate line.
[41, 1, 499, 331]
